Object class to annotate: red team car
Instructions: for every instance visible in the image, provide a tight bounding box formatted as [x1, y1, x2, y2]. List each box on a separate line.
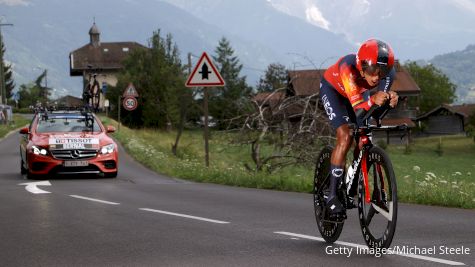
[19, 109, 118, 179]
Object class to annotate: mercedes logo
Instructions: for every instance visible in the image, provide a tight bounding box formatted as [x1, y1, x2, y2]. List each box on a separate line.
[71, 150, 80, 159]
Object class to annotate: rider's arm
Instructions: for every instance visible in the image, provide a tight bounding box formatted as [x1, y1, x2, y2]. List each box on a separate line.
[375, 67, 396, 93]
[339, 63, 374, 111]
[339, 63, 377, 124]
[372, 67, 397, 118]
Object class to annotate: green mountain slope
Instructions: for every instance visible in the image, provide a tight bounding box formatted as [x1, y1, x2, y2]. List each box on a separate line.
[430, 45, 475, 103]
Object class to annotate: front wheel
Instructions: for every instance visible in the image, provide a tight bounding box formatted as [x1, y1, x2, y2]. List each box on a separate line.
[20, 159, 27, 175]
[314, 145, 344, 243]
[358, 146, 398, 249]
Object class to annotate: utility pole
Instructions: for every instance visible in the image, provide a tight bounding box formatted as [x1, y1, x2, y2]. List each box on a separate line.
[0, 20, 13, 105]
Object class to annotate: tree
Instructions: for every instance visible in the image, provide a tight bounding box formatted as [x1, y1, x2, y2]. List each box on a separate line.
[34, 69, 50, 100]
[17, 83, 40, 108]
[404, 61, 457, 114]
[17, 71, 50, 108]
[1, 39, 15, 102]
[109, 30, 189, 129]
[210, 37, 252, 129]
[256, 63, 287, 93]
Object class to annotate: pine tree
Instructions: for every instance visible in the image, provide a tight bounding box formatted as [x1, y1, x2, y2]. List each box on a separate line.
[257, 63, 287, 93]
[1, 39, 15, 102]
[210, 37, 251, 129]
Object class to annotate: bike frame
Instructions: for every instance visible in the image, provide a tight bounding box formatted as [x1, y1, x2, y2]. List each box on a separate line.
[345, 104, 404, 205]
[344, 128, 373, 204]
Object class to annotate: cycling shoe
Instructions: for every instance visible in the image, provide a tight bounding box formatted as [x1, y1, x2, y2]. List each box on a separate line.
[326, 197, 347, 221]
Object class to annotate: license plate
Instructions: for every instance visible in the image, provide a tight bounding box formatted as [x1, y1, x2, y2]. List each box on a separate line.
[64, 161, 89, 167]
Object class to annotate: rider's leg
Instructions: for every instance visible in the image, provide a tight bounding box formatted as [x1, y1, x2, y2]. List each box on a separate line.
[319, 79, 354, 215]
[326, 124, 353, 213]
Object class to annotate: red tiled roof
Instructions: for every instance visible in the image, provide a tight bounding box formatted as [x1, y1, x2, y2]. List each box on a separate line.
[450, 103, 475, 117]
[287, 69, 325, 96]
[70, 42, 147, 76]
[391, 61, 421, 95]
[417, 104, 467, 120]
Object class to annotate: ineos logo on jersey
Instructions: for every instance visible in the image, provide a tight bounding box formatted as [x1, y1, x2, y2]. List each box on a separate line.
[322, 95, 336, 120]
[383, 77, 391, 92]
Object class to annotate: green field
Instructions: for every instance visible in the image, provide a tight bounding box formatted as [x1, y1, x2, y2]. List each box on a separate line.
[0, 114, 31, 139]
[389, 136, 475, 209]
[103, 117, 475, 209]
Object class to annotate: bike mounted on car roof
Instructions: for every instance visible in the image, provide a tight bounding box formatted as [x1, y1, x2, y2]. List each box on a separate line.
[82, 73, 101, 113]
[36, 106, 96, 131]
[314, 103, 408, 249]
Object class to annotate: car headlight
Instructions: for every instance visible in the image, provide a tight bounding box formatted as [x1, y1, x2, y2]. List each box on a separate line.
[32, 145, 48, 156]
[100, 143, 115, 154]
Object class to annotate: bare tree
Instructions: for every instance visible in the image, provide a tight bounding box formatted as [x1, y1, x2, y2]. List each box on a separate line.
[236, 83, 333, 173]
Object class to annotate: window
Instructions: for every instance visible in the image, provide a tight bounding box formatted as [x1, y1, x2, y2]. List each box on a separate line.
[36, 116, 102, 133]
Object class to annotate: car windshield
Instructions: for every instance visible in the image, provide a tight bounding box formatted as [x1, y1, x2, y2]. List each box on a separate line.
[36, 115, 102, 133]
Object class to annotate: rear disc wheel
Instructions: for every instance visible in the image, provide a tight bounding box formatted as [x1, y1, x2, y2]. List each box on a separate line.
[314, 145, 344, 243]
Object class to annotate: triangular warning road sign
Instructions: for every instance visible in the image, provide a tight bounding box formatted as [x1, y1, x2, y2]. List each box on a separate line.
[123, 83, 139, 97]
[185, 52, 225, 87]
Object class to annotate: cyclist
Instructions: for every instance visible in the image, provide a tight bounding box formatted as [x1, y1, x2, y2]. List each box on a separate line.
[319, 38, 399, 219]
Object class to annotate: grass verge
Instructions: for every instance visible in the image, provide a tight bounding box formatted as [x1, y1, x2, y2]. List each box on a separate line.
[0, 114, 31, 139]
[101, 116, 475, 209]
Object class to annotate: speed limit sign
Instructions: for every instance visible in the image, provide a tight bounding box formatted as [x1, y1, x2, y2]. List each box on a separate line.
[123, 96, 138, 111]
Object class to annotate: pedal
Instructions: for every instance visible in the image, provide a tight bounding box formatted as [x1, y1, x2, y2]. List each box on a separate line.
[327, 212, 347, 222]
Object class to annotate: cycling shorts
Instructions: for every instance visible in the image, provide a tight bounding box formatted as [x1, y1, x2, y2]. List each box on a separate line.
[319, 78, 370, 130]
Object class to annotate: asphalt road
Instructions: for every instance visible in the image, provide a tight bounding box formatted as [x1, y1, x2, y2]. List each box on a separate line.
[0, 131, 474, 266]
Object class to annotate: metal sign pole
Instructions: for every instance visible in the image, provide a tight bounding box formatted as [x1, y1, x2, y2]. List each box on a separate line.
[203, 87, 210, 167]
[118, 95, 121, 131]
[185, 52, 225, 168]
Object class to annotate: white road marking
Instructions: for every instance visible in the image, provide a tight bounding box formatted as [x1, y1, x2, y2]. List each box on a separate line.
[274, 232, 466, 266]
[139, 208, 230, 224]
[69, 195, 120, 205]
[18, 181, 51, 194]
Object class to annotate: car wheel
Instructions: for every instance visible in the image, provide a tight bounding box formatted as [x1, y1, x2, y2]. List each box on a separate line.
[27, 171, 39, 180]
[20, 159, 27, 175]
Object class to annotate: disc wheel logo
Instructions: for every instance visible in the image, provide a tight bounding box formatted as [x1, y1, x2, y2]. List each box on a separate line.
[123, 96, 138, 111]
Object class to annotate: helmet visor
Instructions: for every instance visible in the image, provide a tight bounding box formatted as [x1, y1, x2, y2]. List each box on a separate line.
[363, 64, 390, 78]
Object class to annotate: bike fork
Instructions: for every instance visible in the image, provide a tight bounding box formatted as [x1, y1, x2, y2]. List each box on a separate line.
[361, 151, 371, 204]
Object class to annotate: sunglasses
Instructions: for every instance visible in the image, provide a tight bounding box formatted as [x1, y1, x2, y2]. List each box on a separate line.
[362, 64, 390, 78]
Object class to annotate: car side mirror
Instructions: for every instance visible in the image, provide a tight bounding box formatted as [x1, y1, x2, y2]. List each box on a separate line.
[106, 125, 116, 133]
[19, 127, 29, 134]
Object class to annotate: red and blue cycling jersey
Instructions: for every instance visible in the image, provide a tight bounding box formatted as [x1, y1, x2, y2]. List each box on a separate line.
[323, 54, 395, 112]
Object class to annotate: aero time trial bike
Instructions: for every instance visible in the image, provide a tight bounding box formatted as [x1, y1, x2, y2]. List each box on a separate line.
[82, 73, 101, 112]
[314, 104, 407, 249]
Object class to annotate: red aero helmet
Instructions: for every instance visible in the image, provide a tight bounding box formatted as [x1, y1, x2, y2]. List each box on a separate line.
[356, 39, 394, 77]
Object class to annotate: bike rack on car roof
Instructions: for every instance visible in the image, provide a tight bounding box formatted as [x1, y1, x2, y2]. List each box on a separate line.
[37, 105, 95, 129]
